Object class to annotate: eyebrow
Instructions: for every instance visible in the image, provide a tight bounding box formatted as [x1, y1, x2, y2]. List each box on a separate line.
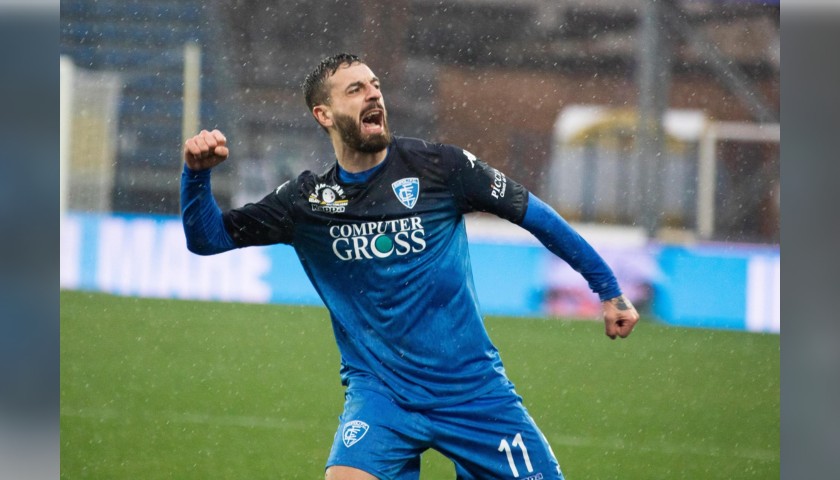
[345, 77, 380, 92]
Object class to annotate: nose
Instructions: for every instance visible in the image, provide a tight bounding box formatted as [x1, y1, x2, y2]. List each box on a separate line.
[364, 83, 381, 102]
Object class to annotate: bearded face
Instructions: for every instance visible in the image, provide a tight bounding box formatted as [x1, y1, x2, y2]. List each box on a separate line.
[332, 105, 391, 153]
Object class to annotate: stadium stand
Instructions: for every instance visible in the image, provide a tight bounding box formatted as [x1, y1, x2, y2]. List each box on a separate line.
[60, 0, 225, 213]
[60, 0, 779, 243]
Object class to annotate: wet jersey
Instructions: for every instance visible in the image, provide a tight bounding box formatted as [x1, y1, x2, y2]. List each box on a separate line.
[222, 136, 528, 409]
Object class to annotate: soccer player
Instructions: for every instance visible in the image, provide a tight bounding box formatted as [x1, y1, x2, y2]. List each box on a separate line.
[181, 53, 639, 480]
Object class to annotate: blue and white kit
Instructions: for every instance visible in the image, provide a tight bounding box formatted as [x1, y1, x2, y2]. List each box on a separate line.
[181, 136, 621, 479]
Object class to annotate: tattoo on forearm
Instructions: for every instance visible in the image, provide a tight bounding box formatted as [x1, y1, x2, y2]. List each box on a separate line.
[612, 296, 631, 311]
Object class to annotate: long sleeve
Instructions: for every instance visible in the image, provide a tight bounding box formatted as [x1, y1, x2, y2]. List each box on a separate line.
[520, 193, 621, 301]
[180, 164, 237, 255]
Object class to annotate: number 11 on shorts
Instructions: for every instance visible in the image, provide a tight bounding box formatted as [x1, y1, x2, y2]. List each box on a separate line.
[498, 432, 533, 478]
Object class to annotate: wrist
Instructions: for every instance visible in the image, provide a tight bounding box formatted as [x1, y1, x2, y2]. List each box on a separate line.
[597, 286, 623, 302]
[183, 163, 211, 177]
[604, 294, 633, 311]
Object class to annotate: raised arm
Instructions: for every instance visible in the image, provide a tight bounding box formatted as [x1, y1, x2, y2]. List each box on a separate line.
[521, 193, 639, 339]
[184, 129, 229, 171]
[180, 130, 236, 255]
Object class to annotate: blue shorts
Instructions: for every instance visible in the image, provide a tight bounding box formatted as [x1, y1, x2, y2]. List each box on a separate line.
[326, 386, 564, 480]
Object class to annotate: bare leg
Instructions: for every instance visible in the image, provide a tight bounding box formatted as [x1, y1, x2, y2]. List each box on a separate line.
[325, 465, 378, 480]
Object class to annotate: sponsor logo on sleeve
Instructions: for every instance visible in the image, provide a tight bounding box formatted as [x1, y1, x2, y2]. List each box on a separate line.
[391, 177, 420, 209]
[342, 420, 370, 448]
[491, 168, 507, 199]
[463, 149, 477, 168]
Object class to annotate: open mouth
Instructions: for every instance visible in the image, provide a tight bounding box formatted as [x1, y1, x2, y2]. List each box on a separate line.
[361, 109, 384, 134]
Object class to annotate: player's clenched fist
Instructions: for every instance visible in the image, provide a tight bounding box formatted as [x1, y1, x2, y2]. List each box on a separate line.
[602, 294, 640, 340]
[183, 129, 229, 171]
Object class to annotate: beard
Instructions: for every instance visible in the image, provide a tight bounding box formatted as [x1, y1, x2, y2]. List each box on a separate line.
[332, 110, 392, 153]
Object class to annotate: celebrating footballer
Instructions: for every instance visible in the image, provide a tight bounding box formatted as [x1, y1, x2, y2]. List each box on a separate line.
[181, 53, 639, 479]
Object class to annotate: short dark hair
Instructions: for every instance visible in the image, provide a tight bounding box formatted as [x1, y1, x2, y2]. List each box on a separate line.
[303, 53, 363, 111]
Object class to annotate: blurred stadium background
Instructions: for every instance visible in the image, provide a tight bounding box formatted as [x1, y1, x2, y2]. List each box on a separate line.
[59, 0, 779, 236]
[60, 0, 779, 330]
[59, 0, 780, 478]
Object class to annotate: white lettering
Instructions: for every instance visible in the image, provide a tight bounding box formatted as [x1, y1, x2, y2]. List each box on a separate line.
[410, 229, 427, 253]
[332, 238, 353, 261]
[96, 218, 156, 295]
[91, 215, 272, 302]
[746, 255, 780, 333]
[329, 217, 427, 261]
[60, 217, 82, 289]
[410, 216, 422, 230]
[491, 169, 507, 199]
[352, 236, 373, 260]
[393, 231, 412, 256]
[158, 222, 195, 298]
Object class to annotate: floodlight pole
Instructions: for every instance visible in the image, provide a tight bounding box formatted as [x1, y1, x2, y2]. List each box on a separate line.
[660, 1, 778, 124]
[635, 0, 672, 237]
[182, 42, 201, 145]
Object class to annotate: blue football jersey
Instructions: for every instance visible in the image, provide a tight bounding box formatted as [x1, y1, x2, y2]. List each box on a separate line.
[222, 136, 529, 409]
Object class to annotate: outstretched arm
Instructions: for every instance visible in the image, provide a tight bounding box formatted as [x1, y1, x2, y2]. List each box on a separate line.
[180, 129, 236, 255]
[520, 193, 639, 339]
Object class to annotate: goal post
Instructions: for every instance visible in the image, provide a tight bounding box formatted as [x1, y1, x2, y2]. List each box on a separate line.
[58, 56, 122, 214]
[60, 55, 75, 217]
[696, 121, 780, 239]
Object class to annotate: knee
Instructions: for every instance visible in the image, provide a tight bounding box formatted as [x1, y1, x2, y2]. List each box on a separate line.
[325, 465, 378, 480]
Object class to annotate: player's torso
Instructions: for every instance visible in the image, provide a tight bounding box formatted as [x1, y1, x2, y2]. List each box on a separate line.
[279, 139, 507, 408]
[290, 141, 462, 272]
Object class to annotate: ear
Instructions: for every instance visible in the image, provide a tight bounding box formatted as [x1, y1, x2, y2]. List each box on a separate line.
[312, 105, 333, 129]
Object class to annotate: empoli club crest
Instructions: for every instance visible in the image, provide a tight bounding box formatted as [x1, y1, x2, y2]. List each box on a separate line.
[391, 177, 420, 209]
[342, 420, 370, 448]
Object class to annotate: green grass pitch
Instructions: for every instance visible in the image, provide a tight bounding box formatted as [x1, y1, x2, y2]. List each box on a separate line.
[60, 290, 779, 478]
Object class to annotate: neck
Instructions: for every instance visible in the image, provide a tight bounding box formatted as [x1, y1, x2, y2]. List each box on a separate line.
[331, 137, 389, 173]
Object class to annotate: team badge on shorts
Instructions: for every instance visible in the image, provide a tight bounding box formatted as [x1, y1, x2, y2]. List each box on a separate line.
[342, 420, 370, 447]
[391, 177, 420, 209]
